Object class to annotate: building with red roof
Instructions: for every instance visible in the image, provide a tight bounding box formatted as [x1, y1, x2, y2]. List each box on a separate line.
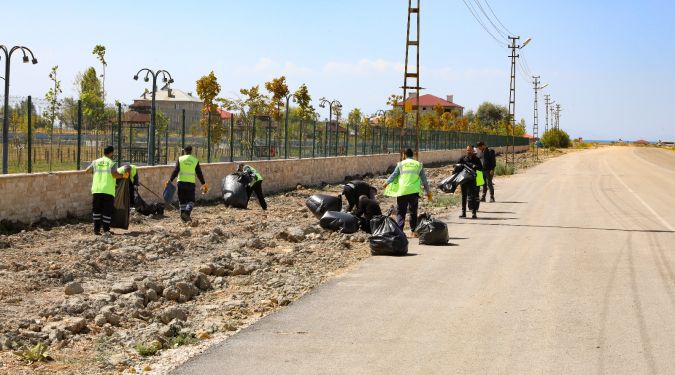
[397, 93, 464, 117]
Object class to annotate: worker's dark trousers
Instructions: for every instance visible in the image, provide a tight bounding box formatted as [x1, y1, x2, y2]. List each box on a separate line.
[461, 182, 479, 213]
[396, 193, 419, 231]
[481, 171, 494, 200]
[177, 182, 196, 216]
[246, 181, 268, 210]
[92, 193, 114, 232]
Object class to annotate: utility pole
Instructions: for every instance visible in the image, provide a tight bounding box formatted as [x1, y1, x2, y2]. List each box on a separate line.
[506, 36, 519, 166]
[532, 76, 541, 160]
[401, 0, 422, 160]
[549, 101, 556, 131]
[544, 94, 551, 133]
[555, 104, 561, 129]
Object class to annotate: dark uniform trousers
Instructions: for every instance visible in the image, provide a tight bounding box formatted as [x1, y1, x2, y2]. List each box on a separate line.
[246, 181, 268, 210]
[396, 193, 420, 231]
[177, 182, 196, 214]
[92, 193, 114, 232]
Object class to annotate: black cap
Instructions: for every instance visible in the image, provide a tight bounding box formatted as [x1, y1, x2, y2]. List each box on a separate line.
[104, 145, 114, 155]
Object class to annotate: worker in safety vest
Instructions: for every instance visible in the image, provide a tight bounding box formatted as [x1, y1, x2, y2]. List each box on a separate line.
[383, 148, 432, 236]
[237, 163, 267, 210]
[117, 163, 138, 205]
[167, 145, 208, 222]
[84, 145, 130, 235]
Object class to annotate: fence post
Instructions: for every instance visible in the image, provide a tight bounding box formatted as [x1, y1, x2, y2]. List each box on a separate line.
[284, 100, 289, 159]
[207, 110, 211, 163]
[312, 120, 316, 158]
[25, 96, 32, 173]
[229, 116, 234, 162]
[299, 120, 303, 159]
[117, 103, 122, 166]
[355, 122, 358, 156]
[267, 118, 272, 161]
[251, 116, 256, 161]
[76, 100, 82, 170]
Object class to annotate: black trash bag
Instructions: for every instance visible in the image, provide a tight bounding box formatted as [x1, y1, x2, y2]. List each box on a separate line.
[319, 211, 360, 234]
[134, 195, 165, 216]
[415, 213, 449, 245]
[305, 194, 342, 219]
[111, 179, 130, 230]
[222, 173, 251, 208]
[368, 215, 409, 256]
[454, 165, 476, 187]
[438, 173, 459, 193]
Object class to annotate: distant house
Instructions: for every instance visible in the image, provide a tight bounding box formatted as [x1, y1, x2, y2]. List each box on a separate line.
[133, 85, 203, 131]
[397, 93, 464, 117]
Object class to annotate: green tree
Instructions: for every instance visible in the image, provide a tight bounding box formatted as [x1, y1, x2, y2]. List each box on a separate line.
[76, 67, 105, 131]
[196, 71, 226, 146]
[45, 65, 63, 170]
[264, 76, 290, 122]
[475, 102, 509, 131]
[92, 45, 107, 102]
[541, 128, 571, 148]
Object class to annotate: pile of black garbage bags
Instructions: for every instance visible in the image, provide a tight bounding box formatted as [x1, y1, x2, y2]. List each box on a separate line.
[304, 193, 449, 257]
[221, 172, 252, 208]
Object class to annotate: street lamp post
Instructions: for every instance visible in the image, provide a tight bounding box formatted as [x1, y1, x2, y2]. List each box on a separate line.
[283, 93, 292, 159]
[319, 98, 342, 156]
[375, 109, 386, 153]
[133, 68, 173, 165]
[1, 45, 38, 174]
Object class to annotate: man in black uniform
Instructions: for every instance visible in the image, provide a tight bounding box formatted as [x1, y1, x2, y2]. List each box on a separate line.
[342, 180, 376, 212]
[477, 141, 496, 202]
[352, 195, 382, 233]
[457, 145, 483, 219]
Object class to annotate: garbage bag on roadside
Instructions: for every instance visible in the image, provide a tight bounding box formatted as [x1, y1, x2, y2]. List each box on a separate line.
[319, 211, 360, 234]
[222, 173, 251, 208]
[438, 173, 459, 193]
[415, 213, 449, 245]
[305, 194, 342, 219]
[368, 215, 409, 256]
[111, 179, 130, 230]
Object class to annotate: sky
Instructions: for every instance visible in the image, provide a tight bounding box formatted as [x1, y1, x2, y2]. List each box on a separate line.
[2, 0, 674, 141]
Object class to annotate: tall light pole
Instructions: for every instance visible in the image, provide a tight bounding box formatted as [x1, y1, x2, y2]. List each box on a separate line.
[532, 78, 548, 160]
[133, 68, 173, 165]
[1, 45, 38, 174]
[375, 109, 386, 153]
[544, 94, 551, 134]
[319, 98, 342, 156]
[507, 36, 531, 166]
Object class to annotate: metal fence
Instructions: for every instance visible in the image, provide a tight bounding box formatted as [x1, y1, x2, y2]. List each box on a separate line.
[0, 97, 529, 174]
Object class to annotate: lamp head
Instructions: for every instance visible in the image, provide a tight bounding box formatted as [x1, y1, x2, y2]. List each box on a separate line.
[133, 75, 139, 81]
[168, 79, 174, 84]
[31, 58, 38, 64]
[521, 37, 532, 48]
[163, 77, 168, 83]
[22, 55, 29, 63]
[143, 77, 149, 82]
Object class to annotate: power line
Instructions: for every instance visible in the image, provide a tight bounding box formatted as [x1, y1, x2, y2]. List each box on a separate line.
[483, 0, 515, 36]
[461, 0, 507, 47]
[471, 0, 508, 39]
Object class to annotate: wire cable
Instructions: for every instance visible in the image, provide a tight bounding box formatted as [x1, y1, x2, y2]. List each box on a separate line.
[483, 0, 515, 36]
[471, 0, 508, 38]
[461, 0, 507, 47]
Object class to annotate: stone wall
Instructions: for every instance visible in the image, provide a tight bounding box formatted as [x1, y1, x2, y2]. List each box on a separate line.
[0, 146, 525, 224]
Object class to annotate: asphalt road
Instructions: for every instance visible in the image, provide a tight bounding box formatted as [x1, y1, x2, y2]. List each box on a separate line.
[174, 147, 675, 375]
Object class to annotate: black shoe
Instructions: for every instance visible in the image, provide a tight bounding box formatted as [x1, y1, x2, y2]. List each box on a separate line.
[472, 212, 477, 219]
[490, 197, 495, 203]
[480, 197, 486, 202]
[459, 212, 466, 218]
[180, 211, 189, 222]
[94, 230, 101, 236]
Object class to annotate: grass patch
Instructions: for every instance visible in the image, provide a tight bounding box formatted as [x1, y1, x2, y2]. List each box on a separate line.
[134, 341, 162, 357]
[494, 161, 515, 176]
[430, 193, 460, 208]
[14, 342, 53, 363]
[168, 334, 200, 348]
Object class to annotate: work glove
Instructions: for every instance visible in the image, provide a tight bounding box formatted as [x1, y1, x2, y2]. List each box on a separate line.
[164, 180, 170, 188]
[122, 172, 130, 179]
[427, 192, 433, 202]
[201, 183, 209, 194]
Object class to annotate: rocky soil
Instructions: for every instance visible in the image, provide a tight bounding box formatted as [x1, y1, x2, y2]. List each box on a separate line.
[0, 150, 558, 374]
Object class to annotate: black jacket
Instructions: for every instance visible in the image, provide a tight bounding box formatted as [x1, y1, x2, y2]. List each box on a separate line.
[353, 198, 382, 220]
[482, 148, 496, 171]
[458, 154, 483, 171]
[343, 180, 374, 211]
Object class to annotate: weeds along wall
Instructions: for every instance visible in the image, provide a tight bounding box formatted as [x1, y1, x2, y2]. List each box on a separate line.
[0, 146, 525, 224]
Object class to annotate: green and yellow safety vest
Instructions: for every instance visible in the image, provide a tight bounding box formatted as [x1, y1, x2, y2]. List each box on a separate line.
[91, 156, 116, 197]
[177, 155, 198, 184]
[246, 166, 263, 186]
[116, 164, 137, 181]
[387, 158, 422, 197]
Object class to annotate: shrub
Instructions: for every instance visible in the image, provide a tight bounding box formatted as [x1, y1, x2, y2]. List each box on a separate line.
[14, 342, 52, 363]
[541, 128, 571, 148]
[495, 161, 515, 176]
[134, 341, 162, 357]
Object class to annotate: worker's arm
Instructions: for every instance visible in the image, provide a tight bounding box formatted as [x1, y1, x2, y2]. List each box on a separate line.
[168, 161, 180, 182]
[83, 162, 94, 174]
[419, 167, 430, 194]
[195, 162, 206, 185]
[132, 173, 139, 187]
[383, 164, 400, 187]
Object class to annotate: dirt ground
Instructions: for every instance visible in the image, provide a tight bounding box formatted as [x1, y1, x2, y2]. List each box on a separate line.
[0, 149, 560, 374]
